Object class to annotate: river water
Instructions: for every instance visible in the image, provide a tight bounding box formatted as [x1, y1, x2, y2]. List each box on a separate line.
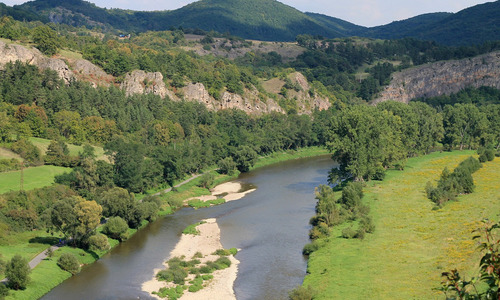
[42, 155, 335, 300]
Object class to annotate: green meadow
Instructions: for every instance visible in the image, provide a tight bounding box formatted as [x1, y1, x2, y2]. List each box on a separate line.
[0, 165, 70, 194]
[304, 151, 500, 299]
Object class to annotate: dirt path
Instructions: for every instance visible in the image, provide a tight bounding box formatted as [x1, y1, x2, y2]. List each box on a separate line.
[153, 173, 204, 196]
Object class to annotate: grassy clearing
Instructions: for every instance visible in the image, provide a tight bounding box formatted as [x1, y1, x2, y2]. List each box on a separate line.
[3, 243, 118, 300]
[28, 137, 106, 160]
[58, 49, 83, 61]
[0, 148, 23, 161]
[0, 165, 70, 194]
[304, 151, 500, 299]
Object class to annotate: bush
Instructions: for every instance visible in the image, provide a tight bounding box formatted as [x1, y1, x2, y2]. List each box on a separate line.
[355, 229, 366, 240]
[217, 157, 237, 175]
[215, 256, 232, 269]
[288, 285, 316, 300]
[5, 255, 30, 290]
[341, 226, 357, 239]
[302, 242, 319, 255]
[197, 173, 215, 189]
[88, 233, 110, 252]
[213, 248, 238, 256]
[0, 284, 8, 298]
[340, 182, 363, 209]
[10, 139, 42, 166]
[57, 253, 80, 275]
[359, 216, 375, 233]
[182, 221, 205, 235]
[102, 216, 129, 241]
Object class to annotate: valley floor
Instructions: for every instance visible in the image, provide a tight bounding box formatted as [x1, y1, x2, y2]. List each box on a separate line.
[304, 151, 500, 298]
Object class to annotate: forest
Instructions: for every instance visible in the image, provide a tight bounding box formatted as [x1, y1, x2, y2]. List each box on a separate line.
[0, 14, 500, 300]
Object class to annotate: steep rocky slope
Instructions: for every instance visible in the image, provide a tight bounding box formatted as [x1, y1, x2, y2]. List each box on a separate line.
[374, 51, 500, 104]
[0, 39, 330, 115]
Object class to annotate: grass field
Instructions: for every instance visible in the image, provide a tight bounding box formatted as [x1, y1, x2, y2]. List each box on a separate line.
[0, 165, 70, 194]
[28, 137, 107, 160]
[304, 151, 500, 299]
[0, 148, 23, 161]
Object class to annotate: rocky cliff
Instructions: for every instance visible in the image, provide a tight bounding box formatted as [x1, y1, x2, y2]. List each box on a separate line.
[0, 39, 330, 115]
[374, 51, 500, 104]
[121, 70, 330, 115]
[0, 40, 74, 83]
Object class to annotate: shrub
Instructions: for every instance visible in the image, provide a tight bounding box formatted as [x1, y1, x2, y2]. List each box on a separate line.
[199, 265, 214, 274]
[340, 182, 363, 209]
[10, 139, 42, 166]
[0, 284, 9, 298]
[213, 248, 238, 256]
[192, 252, 203, 259]
[102, 216, 129, 241]
[217, 157, 237, 175]
[341, 226, 357, 239]
[88, 233, 110, 252]
[302, 242, 319, 255]
[355, 229, 366, 240]
[215, 256, 231, 269]
[57, 253, 80, 275]
[288, 285, 316, 300]
[182, 221, 205, 235]
[359, 216, 375, 233]
[197, 173, 215, 189]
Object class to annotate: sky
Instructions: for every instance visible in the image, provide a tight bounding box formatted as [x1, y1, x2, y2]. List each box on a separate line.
[1, 0, 494, 27]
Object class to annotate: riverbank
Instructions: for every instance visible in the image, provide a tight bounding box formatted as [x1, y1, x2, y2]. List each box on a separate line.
[142, 218, 239, 300]
[2, 146, 328, 300]
[303, 152, 500, 298]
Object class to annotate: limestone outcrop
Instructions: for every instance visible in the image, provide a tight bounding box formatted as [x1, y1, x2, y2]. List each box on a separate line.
[374, 51, 500, 104]
[0, 40, 74, 83]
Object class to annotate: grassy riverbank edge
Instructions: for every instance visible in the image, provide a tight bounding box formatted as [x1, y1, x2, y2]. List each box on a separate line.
[2, 146, 329, 300]
[302, 151, 500, 299]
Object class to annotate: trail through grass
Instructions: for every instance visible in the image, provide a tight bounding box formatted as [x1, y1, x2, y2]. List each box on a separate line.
[304, 151, 500, 299]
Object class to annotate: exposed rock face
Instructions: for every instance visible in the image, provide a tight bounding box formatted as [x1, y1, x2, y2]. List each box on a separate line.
[184, 83, 214, 109]
[120, 70, 174, 99]
[0, 40, 75, 83]
[182, 83, 284, 114]
[70, 59, 113, 87]
[375, 51, 500, 104]
[0, 39, 329, 115]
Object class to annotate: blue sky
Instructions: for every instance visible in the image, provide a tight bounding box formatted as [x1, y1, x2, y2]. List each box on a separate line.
[1, 0, 493, 26]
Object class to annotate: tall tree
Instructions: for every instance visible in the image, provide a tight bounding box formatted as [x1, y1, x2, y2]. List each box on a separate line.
[5, 255, 30, 290]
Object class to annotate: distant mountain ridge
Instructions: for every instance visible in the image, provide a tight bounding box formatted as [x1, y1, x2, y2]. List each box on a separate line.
[7, 0, 500, 45]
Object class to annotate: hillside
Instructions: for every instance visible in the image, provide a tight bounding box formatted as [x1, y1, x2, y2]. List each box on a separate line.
[374, 51, 500, 104]
[12, 0, 500, 45]
[17, 0, 346, 41]
[361, 12, 452, 40]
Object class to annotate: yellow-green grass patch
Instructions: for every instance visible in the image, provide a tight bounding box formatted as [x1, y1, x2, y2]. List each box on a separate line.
[0, 148, 23, 161]
[0, 165, 70, 194]
[28, 137, 107, 160]
[304, 151, 500, 299]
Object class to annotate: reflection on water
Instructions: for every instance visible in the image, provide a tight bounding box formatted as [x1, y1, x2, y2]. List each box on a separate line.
[42, 155, 335, 300]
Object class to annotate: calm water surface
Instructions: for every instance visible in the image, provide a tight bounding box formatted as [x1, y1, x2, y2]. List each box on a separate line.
[42, 155, 335, 300]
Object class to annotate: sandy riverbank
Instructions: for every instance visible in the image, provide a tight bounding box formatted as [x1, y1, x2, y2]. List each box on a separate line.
[142, 218, 239, 300]
[186, 181, 256, 203]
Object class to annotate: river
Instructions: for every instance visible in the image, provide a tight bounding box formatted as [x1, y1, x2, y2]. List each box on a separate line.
[42, 155, 335, 300]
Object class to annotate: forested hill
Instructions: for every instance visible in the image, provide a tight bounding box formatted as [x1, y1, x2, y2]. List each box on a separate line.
[16, 0, 348, 41]
[310, 0, 500, 46]
[10, 0, 500, 45]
